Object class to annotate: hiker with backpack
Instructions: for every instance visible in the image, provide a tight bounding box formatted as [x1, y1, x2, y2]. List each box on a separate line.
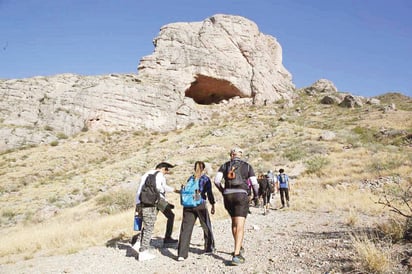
[176, 161, 216, 261]
[214, 147, 259, 266]
[276, 168, 291, 209]
[134, 162, 179, 261]
[257, 173, 272, 215]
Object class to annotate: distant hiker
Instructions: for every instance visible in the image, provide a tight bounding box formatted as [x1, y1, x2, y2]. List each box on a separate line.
[266, 170, 275, 185]
[214, 147, 259, 266]
[134, 162, 179, 261]
[177, 161, 216, 261]
[257, 173, 272, 215]
[276, 168, 290, 209]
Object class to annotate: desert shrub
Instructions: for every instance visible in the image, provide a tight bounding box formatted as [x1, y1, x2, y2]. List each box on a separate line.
[305, 156, 330, 175]
[56, 132, 68, 139]
[96, 189, 134, 215]
[350, 233, 392, 273]
[368, 155, 406, 176]
[50, 141, 59, 146]
[2, 209, 16, 219]
[284, 146, 306, 161]
[376, 217, 406, 243]
[260, 152, 274, 162]
[352, 126, 377, 144]
[346, 209, 359, 227]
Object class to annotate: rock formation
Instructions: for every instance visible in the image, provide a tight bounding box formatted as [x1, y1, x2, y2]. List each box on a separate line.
[0, 14, 295, 151]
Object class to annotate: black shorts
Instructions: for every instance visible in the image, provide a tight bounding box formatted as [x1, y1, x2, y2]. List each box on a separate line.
[223, 192, 249, 217]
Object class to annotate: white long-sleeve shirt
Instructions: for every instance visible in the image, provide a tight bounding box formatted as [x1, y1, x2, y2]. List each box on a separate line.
[135, 170, 174, 204]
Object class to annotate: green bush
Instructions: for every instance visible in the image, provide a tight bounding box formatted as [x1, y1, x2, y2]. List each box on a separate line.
[284, 146, 306, 161]
[305, 156, 330, 175]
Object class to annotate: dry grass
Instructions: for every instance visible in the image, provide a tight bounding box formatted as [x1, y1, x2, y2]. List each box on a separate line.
[350, 233, 393, 273]
[0, 92, 411, 267]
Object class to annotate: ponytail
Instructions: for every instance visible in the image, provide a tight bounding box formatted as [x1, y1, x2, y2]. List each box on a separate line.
[194, 161, 205, 179]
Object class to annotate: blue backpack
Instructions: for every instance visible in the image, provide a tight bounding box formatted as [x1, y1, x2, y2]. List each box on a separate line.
[180, 176, 202, 208]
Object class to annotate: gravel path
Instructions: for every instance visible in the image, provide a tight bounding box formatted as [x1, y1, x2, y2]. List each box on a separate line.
[0, 206, 406, 274]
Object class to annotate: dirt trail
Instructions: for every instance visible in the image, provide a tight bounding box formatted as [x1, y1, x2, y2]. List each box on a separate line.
[0, 206, 406, 274]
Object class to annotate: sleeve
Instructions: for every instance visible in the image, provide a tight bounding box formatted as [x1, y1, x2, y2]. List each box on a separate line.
[202, 175, 215, 205]
[248, 164, 259, 197]
[213, 171, 224, 192]
[157, 172, 174, 194]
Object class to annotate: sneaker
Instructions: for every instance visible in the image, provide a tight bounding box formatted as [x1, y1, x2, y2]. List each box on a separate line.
[231, 254, 245, 265]
[131, 240, 140, 252]
[231, 246, 244, 256]
[177, 256, 185, 261]
[163, 237, 178, 245]
[138, 250, 156, 261]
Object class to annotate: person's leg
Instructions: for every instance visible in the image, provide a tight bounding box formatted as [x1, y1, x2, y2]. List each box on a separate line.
[232, 216, 246, 256]
[140, 206, 157, 252]
[160, 204, 175, 239]
[285, 188, 290, 206]
[197, 203, 215, 252]
[177, 208, 196, 259]
[280, 188, 285, 207]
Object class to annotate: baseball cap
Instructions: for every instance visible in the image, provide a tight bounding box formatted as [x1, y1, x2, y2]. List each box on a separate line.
[155, 162, 175, 169]
[230, 147, 243, 155]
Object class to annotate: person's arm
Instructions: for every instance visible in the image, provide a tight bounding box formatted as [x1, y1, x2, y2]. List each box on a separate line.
[250, 176, 259, 200]
[214, 171, 224, 193]
[205, 177, 216, 214]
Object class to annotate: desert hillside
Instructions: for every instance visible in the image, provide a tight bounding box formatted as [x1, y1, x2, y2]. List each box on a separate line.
[0, 91, 411, 273]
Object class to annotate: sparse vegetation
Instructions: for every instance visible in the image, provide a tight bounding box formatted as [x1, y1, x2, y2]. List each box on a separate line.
[350, 233, 392, 273]
[305, 155, 330, 175]
[0, 92, 410, 271]
[96, 189, 134, 215]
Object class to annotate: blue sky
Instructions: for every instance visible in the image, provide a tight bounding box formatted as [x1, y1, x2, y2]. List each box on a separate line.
[1, 0, 411, 97]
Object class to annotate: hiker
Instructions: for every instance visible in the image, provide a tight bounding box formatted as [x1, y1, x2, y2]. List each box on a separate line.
[257, 173, 272, 215]
[214, 147, 259, 266]
[176, 161, 216, 261]
[134, 162, 179, 261]
[276, 168, 291, 208]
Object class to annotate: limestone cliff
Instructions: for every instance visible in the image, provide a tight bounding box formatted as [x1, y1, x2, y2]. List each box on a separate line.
[0, 14, 295, 151]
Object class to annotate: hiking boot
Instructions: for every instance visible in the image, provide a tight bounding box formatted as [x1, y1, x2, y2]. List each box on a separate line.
[231, 254, 245, 265]
[163, 237, 178, 245]
[138, 250, 156, 261]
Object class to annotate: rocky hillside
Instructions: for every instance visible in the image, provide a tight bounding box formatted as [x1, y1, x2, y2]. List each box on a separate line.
[0, 89, 411, 272]
[0, 14, 295, 152]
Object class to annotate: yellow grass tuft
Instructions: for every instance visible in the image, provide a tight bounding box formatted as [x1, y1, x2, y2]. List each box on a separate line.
[350, 233, 392, 273]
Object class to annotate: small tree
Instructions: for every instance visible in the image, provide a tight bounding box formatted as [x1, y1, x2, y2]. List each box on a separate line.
[376, 177, 412, 241]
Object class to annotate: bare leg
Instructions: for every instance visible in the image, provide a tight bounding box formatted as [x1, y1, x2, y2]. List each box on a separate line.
[231, 216, 245, 255]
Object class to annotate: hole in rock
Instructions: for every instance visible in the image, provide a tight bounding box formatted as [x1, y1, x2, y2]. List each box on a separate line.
[185, 75, 242, 105]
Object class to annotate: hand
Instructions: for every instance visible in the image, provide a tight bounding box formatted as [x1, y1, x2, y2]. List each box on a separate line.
[211, 205, 215, 215]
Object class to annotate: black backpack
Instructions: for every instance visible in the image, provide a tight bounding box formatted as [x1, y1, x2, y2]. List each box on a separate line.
[139, 171, 160, 206]
[226, 160, 248, 188]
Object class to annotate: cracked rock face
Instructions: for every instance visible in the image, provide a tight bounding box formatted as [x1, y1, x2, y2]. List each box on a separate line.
[138, 14, 295, 105]
[0, 14, 295, 151]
